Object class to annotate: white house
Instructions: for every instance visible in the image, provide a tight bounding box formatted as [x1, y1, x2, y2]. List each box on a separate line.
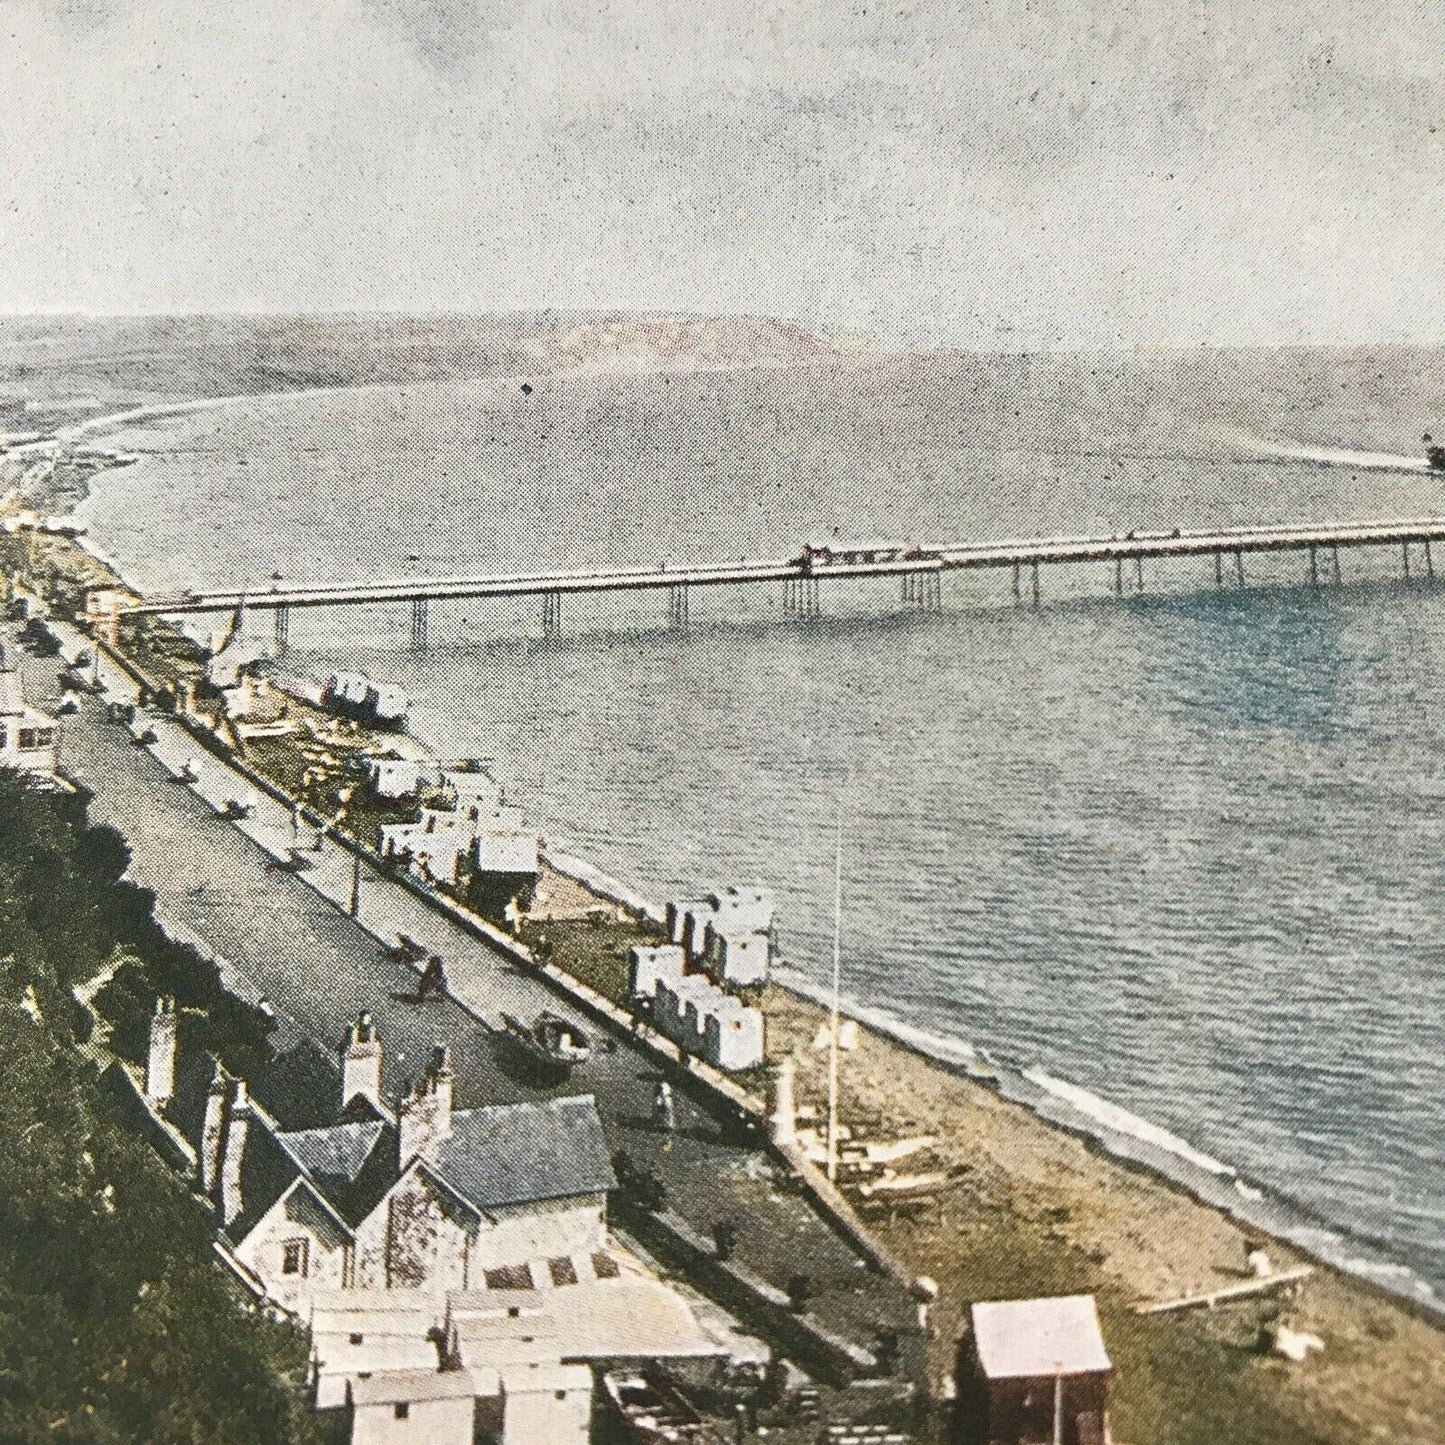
[347, 1369, 478, 1445]
[0, 656, 59, 782]
[145, 1008, 615, 1318]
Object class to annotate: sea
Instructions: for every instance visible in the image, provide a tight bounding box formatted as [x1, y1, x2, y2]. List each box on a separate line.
[71, 346, 1445, 1306]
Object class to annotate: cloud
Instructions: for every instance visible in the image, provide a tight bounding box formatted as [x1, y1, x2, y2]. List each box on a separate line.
[1, 0, 1442, 345]
[361, 0, 506, 72]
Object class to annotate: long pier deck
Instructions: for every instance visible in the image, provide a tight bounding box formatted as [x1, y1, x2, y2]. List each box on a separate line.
[105, 516, 1445, 646]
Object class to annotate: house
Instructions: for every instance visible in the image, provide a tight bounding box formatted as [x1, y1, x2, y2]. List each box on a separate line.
[347, 1368, 478, 1445]
[0, 652, 60, 782]
[143, 1006, 616, 1317]
[956, 1294, 1113, 1445]
[310, 1270, 721, 1445]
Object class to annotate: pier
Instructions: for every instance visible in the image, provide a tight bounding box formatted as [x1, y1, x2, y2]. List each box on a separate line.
[105, 516, 1445, 642]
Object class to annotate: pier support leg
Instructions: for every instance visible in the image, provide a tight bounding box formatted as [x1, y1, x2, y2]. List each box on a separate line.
[1135, 555, 1144, 593]
[1215, 551, 1224, 587]
[542, 590, 561, 637]
[273, 604, 290, 653]
[1115, 558, 1123, 597]
[409, 597, 428, 651]
[1403, 542, 1411, 582]
[1012, 562, 1021, 606]
[1309, 545, 1318, 590]
[667, 582, 689, 628]
[1333, 545, 1342, 586]
[1235, 549, 1245, 587]
[1428, 541, 1435, 585]
[1031, 561, 1040, 607]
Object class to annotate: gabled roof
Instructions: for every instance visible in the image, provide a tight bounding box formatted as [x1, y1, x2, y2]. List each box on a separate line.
[276, 1120, 385, 1183]
[433, 1095, 614, 1213]
[221, 1124, 306, 1246]
[970, 1295, 1112, 1380]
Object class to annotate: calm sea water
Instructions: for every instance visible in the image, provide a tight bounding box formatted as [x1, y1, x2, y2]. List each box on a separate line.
[78, 349, 1445, 1298]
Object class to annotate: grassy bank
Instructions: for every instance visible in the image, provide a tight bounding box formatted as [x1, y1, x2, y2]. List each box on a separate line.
[0, 777, 339, 1444]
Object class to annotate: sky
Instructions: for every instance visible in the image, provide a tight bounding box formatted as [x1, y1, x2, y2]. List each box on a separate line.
[2, 0, 1443, 348]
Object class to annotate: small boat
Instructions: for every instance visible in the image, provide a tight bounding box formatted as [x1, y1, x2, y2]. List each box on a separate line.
[500, 1011, 591, 1077]
[601, 1370, 720, 1443]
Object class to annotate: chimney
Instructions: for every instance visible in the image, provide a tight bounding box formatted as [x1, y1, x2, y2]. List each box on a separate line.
[397, 1045, 454, 1168]
[340, 1010, 383, 1114]
[198, 1068, 229, 1196]
[770, 1055, 797, 1149]
[219, 1080, 250, 1227]
[145, 998, 178, 1107]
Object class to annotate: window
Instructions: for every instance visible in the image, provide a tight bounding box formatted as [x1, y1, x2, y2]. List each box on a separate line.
[18, 728, 52, 751]
[349, 1333, 364, 1346]
[281, 1239, 307, 1276]
[393, 1403, 409, 1420]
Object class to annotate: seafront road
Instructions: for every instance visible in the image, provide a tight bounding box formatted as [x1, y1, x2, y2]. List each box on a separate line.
[10, 623, 914, 1380]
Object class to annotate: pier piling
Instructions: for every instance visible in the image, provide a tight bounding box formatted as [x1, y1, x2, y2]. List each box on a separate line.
[1215, 551, 1224, 587]
[1309, 545, 1319, 589]
[1031, 561, 1040, 607]
[273, 603, 289, 653]
[1333, 544, 1342, 585]
[1135, 555, 1144, 593]
[1428, 540, 1435, 585]
[1115, 557, 1123, 596]
[409, 597, 428, 651]
[1235, 549, 1246, 587]
[1012, 562, 1021, 605]
[542, 590, 562, 637]
[1404, 542, 1411, 582]
[667, 581, 690, 628]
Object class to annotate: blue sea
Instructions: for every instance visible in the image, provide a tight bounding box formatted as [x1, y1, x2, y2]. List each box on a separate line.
[75, 346, 1445, 1303]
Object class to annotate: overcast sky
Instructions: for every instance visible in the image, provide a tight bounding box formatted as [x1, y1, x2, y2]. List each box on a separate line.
[3, 0, 1443, 347]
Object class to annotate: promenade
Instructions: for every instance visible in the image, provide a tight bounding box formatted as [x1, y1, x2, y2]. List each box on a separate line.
[10, 621, 916, 1386]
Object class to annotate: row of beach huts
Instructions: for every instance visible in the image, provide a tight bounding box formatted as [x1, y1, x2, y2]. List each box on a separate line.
[628, 886, 775, 1073]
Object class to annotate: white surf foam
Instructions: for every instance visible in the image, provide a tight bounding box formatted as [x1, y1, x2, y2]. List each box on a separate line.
[1023, 1067, 1237, 1177]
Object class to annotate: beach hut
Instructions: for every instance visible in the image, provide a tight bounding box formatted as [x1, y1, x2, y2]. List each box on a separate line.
[956, 1294, 1112, 1445]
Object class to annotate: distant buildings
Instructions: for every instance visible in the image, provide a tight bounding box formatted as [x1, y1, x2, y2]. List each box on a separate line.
[375, 765, 540, 908]
[956, 1294, 1113, 1445]
[0, 651, 60, 782]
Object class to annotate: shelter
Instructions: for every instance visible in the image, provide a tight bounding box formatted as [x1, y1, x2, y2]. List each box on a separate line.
[957, 1294, 1112, 1445]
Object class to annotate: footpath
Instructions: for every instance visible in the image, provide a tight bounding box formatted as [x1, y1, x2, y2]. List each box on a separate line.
[15, 618, 919, 1390]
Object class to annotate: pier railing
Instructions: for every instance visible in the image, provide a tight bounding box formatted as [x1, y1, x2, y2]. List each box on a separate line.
[101, 516, 1445, 643]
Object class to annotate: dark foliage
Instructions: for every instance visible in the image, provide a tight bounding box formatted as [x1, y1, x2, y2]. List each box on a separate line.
[0, 777, 339, 1443]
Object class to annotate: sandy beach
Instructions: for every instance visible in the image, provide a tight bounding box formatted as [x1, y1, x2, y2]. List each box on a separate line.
[6, 478, 1444, 1445]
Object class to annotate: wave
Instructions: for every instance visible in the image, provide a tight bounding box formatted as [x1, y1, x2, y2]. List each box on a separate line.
[1022, 1067, 1237, 1177]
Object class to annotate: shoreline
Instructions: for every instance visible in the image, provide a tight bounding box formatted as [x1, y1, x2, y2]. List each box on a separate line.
[538, 841, 1445, 1323]
[23, 418, 1440, 1318]
[7, 383, 1445, 1441]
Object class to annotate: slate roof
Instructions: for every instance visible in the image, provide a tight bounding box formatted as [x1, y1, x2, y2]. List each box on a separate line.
[222, 1122, 306, 1246]
[433, 1095, 615, 1212]
[277, 1120, 385, 1183]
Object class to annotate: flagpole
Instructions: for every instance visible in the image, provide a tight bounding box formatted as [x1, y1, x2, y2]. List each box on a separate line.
[826, 807, 843, 1184]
